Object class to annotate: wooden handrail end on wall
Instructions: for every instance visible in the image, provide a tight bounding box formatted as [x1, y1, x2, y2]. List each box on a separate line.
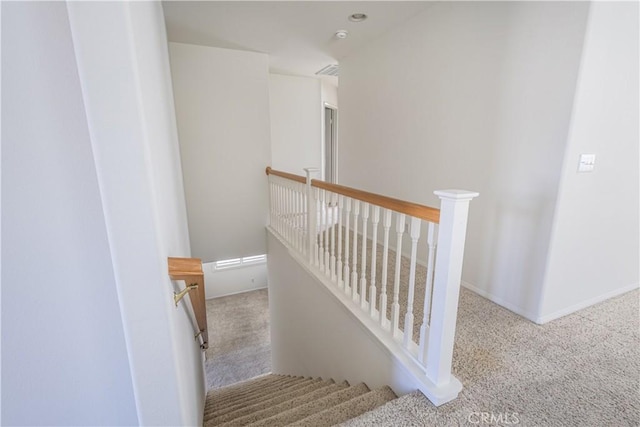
[168, 257, 209, 350]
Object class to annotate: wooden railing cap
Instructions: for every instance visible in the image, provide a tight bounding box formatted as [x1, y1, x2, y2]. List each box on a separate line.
[265, 166, 307, 184]
[266, 166, 440, 223]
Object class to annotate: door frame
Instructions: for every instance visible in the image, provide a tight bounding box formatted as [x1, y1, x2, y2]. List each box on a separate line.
[323, 102, 338, 183]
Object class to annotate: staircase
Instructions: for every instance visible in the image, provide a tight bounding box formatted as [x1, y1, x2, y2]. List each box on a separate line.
[203, 374, 398, 426]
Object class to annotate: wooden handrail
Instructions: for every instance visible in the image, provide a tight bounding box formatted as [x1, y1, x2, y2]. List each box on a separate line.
[312, 180, 440, 223]
[168, 257, 208, 349]
[265, 166, 306, 184]
[266, 166, 440, 223]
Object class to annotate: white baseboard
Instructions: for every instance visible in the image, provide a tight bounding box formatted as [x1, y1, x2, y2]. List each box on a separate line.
[203, 261, 268, 299]
[535, 283, 639, 324]
[462, 280, 640, 325]
[461, 281, 538, 322]
[206, 285, 268, 300]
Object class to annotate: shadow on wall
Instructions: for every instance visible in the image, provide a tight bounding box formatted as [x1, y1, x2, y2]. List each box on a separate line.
[476, 195, 554, 320]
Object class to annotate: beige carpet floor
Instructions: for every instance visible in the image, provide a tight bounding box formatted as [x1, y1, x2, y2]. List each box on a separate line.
[207, 285, 639, 426]
[205, 289, 271, 389]
[341, 287, 640, 426]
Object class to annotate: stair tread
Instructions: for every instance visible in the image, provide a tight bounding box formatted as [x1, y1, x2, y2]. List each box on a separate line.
[289, 386, 397, 427]
[207, 374, 293, 407]
[208, 374, 284, 400]
[207, 378, 331, 423]
[219, 381, 349, 427]
[206, 377, 315, 417]
[336, 391, 431, 427]
[212, 377, 311, 406]
[203, 374, 400, 427]
[250, 382, 370, 427]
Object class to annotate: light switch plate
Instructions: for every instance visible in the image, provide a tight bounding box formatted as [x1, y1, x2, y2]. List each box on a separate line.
[578, 154, 596, 172]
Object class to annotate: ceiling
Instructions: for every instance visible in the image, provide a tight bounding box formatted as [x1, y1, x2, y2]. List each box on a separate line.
[162, 1, 431, 79]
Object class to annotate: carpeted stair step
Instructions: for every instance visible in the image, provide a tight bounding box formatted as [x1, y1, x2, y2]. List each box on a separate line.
[204, 377, 308, 418]
[219, 381, 350, 426]
[207, 375, 294, 406]
[210, 378, 335, 424]
[336, 391, 431, 427]
[210, 376, 313, 411]
[212, 375, 300, 403]
[289, 386, 397, 427]
[203, 374, 399, 427]
[250, 382, 371, 426]
[207, 374, 285, 400]
[206, 377, 317, 419]
[205, 376, 305, 416]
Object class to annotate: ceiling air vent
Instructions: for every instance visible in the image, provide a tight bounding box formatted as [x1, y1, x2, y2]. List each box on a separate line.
[316, 64, 339, 77]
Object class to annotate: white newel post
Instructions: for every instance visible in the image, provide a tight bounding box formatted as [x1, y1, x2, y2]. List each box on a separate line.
[304, 168, 320, 264]
[426, 189, 479, 387]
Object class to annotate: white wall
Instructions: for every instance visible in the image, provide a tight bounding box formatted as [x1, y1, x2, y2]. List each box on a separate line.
[269, 74, 322, 175]
[169, 43, 271, 263]
[539, 2, 639, 321]
[67, 2, 204, 425]
[338, 2, 590, 321]
[1, 2, 137, 424]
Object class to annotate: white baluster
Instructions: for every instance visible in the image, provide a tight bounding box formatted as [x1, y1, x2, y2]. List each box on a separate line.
[304, 168, 319, 265]
[302, 190, 308, 256]
[391, 213, 405, 337]
[311, 186, 320, 266]
[280, 183, 287, 236]
[343, 198, 351, 294]
[283, 182, 288, 238]
[292, 183, 297, 250]
[403, 217, 421, 348]
[369, 206, 380, 318]
[426, 190, 478, 387]
[419, 222, 437, 364]
[268, 180, 273, 228]
[318, 189, 326, 272]
[297, 184, 304, 252]
[275, 182, 281, 235]
[359, 203, 369, 308]
[351, 200, 360, 302]
[271, 181, 277, 232]
[324, 190, 330, 276]
[379, 209, 392, 328]
[288, 182, 294, 245]
[337, 195, 344, 287]
[285, 183, 291, 244]
[330, 193, 337, 281]
[288, 183, 293, 247]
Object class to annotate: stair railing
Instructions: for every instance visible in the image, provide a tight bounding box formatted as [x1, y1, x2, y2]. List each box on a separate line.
[266, 166, 478, 402]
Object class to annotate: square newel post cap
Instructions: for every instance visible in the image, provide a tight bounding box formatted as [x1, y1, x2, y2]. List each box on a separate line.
[303, 167, 321, 181]
[434, 190, 480, 201]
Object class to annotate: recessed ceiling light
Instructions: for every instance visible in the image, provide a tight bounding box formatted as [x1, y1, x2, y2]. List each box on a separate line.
[348, 13, 368, 23]
[335, 30, 349, 39]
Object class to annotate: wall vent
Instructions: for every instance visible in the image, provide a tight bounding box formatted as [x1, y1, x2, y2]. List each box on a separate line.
[316, 64, 339, 77]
